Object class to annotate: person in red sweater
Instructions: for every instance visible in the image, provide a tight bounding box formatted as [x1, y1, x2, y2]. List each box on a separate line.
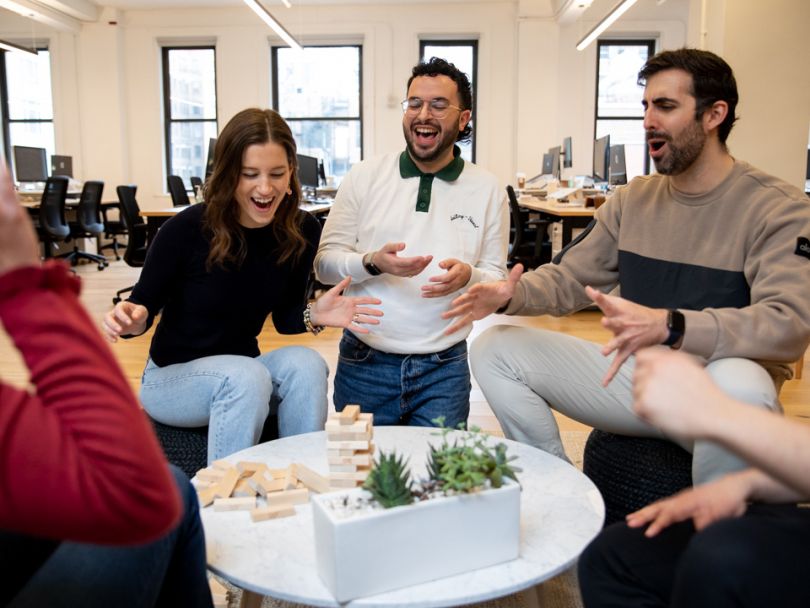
[0, 161, 211, 606]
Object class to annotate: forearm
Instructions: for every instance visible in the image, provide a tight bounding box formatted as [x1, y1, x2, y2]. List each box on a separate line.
[0, 263, 180, 543]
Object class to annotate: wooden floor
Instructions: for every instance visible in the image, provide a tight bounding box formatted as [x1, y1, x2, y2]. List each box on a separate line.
[3, 259, 809, 432]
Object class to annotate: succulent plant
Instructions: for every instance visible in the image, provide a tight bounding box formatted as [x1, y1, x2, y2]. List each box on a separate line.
[427, 418, 521, 493]
[363, 450, 414, 508]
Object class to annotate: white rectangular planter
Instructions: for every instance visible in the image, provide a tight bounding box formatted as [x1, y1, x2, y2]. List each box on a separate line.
[312, 480, 520, 602]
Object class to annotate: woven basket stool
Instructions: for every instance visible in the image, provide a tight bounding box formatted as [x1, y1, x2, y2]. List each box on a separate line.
[149, 414, 279, 479]
[583, 429, 693, 526]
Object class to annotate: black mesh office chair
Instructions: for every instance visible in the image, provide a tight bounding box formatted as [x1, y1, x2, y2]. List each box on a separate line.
[167, 175, 190, 207]
[112, 185, 149, 304]
[506, 185, 550, 270]
[59, 180, 108, 270]
[35, 176, 71, 259]
[190, 175, 203, 192]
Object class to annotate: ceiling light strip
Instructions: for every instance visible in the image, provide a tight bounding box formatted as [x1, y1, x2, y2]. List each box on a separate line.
[0, 39, 38, 56]
[576, 0, 640, 51]
[243, 0, 302, 51]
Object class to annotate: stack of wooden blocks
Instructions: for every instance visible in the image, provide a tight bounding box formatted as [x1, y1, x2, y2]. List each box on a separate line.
[194, 459, 330, 522]
[326, 405, 374, 489]
[208, 577, 228, 607]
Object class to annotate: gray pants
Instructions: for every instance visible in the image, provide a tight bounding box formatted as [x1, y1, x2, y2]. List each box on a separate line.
[470, 325, 779, 484]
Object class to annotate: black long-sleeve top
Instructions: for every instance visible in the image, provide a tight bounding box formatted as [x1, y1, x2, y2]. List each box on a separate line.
[130, 204, 321, 367]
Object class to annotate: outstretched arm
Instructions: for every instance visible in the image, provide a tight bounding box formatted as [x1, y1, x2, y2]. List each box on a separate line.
[0, 163, 180, 544]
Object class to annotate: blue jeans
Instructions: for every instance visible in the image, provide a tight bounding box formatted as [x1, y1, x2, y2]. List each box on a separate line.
[334, 330, 471, 427]
[140, 346, 328, 462]
[7, 466, 212, 608]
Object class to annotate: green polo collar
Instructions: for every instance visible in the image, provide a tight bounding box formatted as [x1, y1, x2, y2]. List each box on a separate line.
[399, 145, 465, 213]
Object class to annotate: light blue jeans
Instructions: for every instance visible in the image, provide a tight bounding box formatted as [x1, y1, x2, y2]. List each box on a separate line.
[140, 346, 328, 462]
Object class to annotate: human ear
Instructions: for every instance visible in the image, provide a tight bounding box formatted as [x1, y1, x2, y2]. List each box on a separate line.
[703, 100, 728, 132]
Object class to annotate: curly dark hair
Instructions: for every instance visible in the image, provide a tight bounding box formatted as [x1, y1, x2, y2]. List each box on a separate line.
[638, 48, 738, 145]
[203, 108, 306, 270]
[407, 57, 473, 143]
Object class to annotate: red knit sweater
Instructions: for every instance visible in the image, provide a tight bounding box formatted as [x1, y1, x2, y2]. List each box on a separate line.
[0, 262, 180, 544]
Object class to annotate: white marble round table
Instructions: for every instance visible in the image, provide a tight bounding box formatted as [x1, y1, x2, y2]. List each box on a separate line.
[201, 427, 604, 607]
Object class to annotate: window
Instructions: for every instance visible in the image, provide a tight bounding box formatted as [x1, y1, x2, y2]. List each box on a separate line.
[595, 40, 655, 179]
[162, 47, 217, 190]
[420, 40, 478, 163]
[0, 48, 54, 170]
[273, 45, 362, 181]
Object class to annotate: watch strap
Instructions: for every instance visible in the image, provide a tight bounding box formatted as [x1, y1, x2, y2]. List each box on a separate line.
[363, 252, 382, 276]
[662, 309, 685, 348]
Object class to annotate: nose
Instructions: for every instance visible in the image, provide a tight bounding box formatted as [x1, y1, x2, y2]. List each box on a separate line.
[256, 175, 273, 195]
[416, 102, 431, 119]
[642, 108, 656, 132]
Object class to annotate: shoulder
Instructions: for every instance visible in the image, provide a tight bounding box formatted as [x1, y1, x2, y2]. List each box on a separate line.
[297, 209, 323, 241]
[460, 160, 499, 188]
[345, 153, 400, 180]
[734, 160, 808, 204]
[162, 203, 205, 232]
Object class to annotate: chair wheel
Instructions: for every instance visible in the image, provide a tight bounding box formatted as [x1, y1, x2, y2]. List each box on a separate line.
[97, 264, 105, 271]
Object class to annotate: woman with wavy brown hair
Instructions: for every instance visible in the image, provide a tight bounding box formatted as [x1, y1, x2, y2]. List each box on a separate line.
[103, 108, 381, 462]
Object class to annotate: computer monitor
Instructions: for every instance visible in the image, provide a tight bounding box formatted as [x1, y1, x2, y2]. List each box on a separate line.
[12, 146, 48, 183]
[562, 136, 573, 169]
[297, 154, 319, 192]
[609, 144, 627, 186]
[547, 146, 561, 180]
[51, 154, 73, 178]
[593, 135, 610, 183]
[541, 153, 554, 177]
[205, 138, 217, 178]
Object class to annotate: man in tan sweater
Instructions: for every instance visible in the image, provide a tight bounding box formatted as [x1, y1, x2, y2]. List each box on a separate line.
[444, 48, 810, 484]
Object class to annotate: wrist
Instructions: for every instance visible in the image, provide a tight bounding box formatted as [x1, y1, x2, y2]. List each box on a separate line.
[363, 251, 383, 276]
[662, 309, 685, 349]
[303, 302, 325, 335]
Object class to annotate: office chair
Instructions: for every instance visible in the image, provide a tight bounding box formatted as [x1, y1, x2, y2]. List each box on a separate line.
[190, 175, 203, 192]
[112, 185, 149, 304]
[59, 180, 109, 271]
[35, 176, 71, 259]
[167, 174, 190, 207]
[506, 185, 550, 270]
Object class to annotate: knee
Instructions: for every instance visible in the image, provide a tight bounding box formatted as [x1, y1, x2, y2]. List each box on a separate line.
[470, 325, 514, 372]
[705, 359, 777, 409]
[676, 521, 757, 594]
[224, 358, 273, 403]
[280, 347, 329, 381]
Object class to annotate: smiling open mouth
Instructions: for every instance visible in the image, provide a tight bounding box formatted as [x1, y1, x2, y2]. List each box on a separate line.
[413, 125, 439, 144]
[252, 197, 274, 210]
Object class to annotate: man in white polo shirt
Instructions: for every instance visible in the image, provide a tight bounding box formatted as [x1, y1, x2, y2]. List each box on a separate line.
[314, 57, 508, 427]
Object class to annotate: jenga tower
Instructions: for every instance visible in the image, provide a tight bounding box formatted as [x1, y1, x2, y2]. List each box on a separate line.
[325, 405, 374, 489]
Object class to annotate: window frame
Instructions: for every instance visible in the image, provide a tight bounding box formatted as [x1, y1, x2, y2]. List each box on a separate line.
[419, 39, 478, 163]
[271, 43, 364, 168]
[161, 45, 218, 191]
[594, 38, 655, 176]
[0, 47, 54, 164]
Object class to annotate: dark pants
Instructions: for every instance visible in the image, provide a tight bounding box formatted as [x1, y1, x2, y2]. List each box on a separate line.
[578, 503, 810, 608]
[5, 465, 213, 608]
[334, 330, 471, 428]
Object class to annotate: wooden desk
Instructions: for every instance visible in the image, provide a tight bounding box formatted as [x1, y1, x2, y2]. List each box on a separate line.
[518, 197, 595, 249]
[140, 200, 334, 244]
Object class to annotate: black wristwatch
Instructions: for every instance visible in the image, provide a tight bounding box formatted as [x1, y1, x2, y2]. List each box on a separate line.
[662, 309, 685, 348]
[363, 252, 382, 276]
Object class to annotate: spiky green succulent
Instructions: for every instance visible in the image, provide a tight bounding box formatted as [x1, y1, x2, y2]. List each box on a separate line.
[363, 450, 414, 508]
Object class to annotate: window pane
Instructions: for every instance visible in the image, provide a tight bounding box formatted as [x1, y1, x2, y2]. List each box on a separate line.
[596, 44, 649, 118]
[168, 49, 216, 120]
[276, 47, 360, 118]
[288, 119, 361, 178]
[169, 120, 218, 187]
[596, 119, 646, 181]
[6, 50, 53, 120]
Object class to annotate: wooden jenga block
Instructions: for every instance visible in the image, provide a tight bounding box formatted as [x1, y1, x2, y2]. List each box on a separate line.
[209, 577, 228, 602]
[293, 463, 331, 494]
[325, 418, 369, 433]
[329, 463, 359, 473]
[236, 461, 268, 477]
[358, 412, 373, 424]
[213, 468, 240, 499]
[328, 453, 373, 467]
[247, 471, 286, 496]
[213, 496, 256, 511]
[282, 466, 297, 490]
[326, 440, 371, 451]
[196, 485, 217, 508]
[265, 488, 310, 507]
[329, 470, 371, 481]
[339, 404, 360, 424]
[211, 459, 233, 471]
[329, 478, 361, 488]
[266, 468, 288, 479]
[196, 467, 226, 483]
[327, 430, 373, 442]
[250, 504, 296, 522]
[233, 478, 257, 497]
[327, 448, 359, 458]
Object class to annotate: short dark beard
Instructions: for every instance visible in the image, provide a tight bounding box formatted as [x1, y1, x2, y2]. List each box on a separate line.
[403, 122, 458, 166]
[651, 119, 706, 175]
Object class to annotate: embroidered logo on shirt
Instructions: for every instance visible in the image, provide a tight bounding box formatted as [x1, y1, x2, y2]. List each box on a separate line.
[450, 213, 479, 228]
[795, 237, 810, 260]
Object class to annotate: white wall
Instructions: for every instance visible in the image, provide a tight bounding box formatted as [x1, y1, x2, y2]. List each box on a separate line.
[2, 0, 807, 209]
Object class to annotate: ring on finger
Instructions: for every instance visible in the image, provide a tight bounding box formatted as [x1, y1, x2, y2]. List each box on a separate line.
[352, 313, 360, 323]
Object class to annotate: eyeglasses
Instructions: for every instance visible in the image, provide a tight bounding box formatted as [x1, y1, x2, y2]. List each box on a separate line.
[401, 97, 464, 118]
